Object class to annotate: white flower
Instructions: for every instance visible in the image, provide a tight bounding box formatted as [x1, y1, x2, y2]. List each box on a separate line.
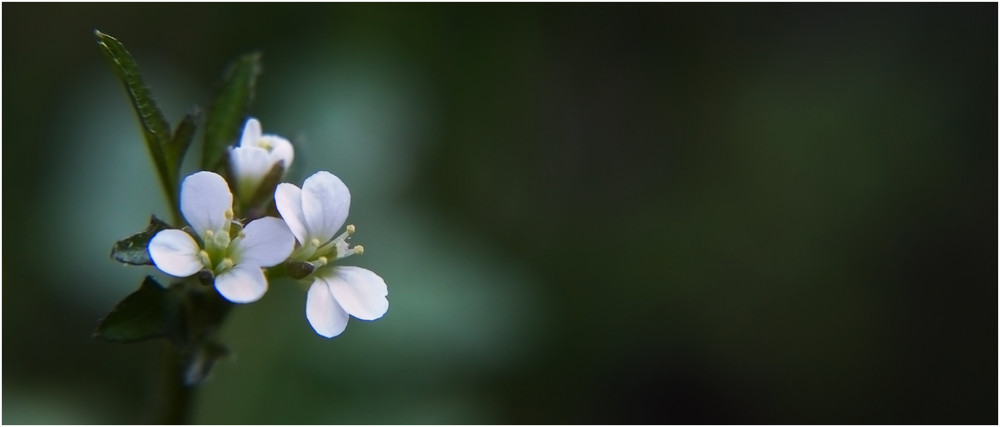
[148, 171, 295, 303]
[275, 171, 388, 338]
[230, 117, 294, 200]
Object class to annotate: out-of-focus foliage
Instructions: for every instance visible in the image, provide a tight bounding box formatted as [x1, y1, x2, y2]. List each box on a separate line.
[2, 3, 996, 424]
[94, 277, 175, 343]
[202, 52, 261, 172]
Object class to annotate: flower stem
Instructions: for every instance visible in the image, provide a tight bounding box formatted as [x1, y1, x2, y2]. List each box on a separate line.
[153, 341, 195, 424]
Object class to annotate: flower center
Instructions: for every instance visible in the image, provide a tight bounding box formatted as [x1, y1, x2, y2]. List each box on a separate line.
[289, 224, 364, 266]
[198, 222, 240, 275]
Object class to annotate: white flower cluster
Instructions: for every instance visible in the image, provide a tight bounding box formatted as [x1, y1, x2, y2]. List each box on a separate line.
[148, 118, 388, 338]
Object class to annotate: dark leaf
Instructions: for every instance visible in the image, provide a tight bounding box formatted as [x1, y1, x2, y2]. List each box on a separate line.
[94, 30, 175, 200]
[94, 276, 177, 343]
[110, 215, 172, 265]
[202, 52, 262, 172]
[166, 109, 201, 180]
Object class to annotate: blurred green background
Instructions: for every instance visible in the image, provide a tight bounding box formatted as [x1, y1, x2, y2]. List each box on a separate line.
[3, 3, 996, 424]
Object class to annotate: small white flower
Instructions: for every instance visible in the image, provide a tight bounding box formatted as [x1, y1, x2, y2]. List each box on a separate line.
[148, 171, 295, 303]
[230, 117, 294, 199]
[275, 171, 388, 338]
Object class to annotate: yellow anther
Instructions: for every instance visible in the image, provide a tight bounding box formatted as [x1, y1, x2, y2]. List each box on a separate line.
[317, 256, 328, 265]
[259, 140, 273, 150]
[205, 230, 215, 238]
[218, 258, 235, 271]
[224, 209, 234, 220]
[310, 238, 322, 248]
[199, 250, 212, 266]
[346, 224, 356, 235]
[353, 245, 365, 255]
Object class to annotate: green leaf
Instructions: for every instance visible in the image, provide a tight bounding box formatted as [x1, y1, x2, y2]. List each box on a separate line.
[110, 215, 172, 265]
[95, 30, 177, 208]
[94, 276, 177, 343]
[166, 109, 200, 180]
[202, 52, 262, 171]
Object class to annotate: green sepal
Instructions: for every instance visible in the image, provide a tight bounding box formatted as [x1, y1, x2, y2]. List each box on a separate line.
[94, 276, 178, 343]
[233, 161, 286, 221]
[202, 52, 262, 172]
[285, 261, 316, 280]
[110, 215, 172, 265]
[94, 30, 176, 205]
[249, 162, 286, 208]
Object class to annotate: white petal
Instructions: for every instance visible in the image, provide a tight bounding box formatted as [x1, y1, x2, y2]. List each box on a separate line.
[306, 279, 350, 338]
[148, 229, 203, 277]
[233, 216, 295, 267]
[260, 135, 294, 170]
[214, 263, 268, 303]
[238, 117, 262, 148]
[230, 146, 271, 198]
[180, 171, 233, 236]
[301, 171, 350, 244]
[322, 266, 388, 321]
[274, 183, 308, 244]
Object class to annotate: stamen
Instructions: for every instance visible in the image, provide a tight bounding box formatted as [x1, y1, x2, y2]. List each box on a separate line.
[353, 245, 364, 255]
[199, 250, 212, 267]
[310, 238, 322, 248]
[312, 256, 329, 268]
[216, 257, 235, 273]
[311, 225, 364, 261]
[213, 232, 231, 249]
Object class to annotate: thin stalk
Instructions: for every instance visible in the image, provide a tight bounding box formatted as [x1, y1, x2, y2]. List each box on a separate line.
[153, 341, 194, 424]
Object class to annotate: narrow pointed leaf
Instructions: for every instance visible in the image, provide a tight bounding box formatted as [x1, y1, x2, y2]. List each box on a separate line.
[111, 215, 172, 265]
[94, 276, 177, 343]
[166, 109, 200, 181]
[203, 52, 262, 172]
[95, 30, 173, 194]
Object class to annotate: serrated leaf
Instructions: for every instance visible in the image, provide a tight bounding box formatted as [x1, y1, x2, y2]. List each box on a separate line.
[94, 30, 176, 203]
[94, 276, 177, 343]
[203, 52, 262, 172]
[111, 215, 172, 265]
[166, 109, 200, 180]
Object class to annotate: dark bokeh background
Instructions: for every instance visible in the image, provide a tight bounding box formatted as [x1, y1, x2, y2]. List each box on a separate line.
[3, 3, 996, 424]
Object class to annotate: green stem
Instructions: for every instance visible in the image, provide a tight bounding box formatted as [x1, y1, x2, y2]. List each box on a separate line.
[153, 341, 195, 424]
[150, 280, 235, 424]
